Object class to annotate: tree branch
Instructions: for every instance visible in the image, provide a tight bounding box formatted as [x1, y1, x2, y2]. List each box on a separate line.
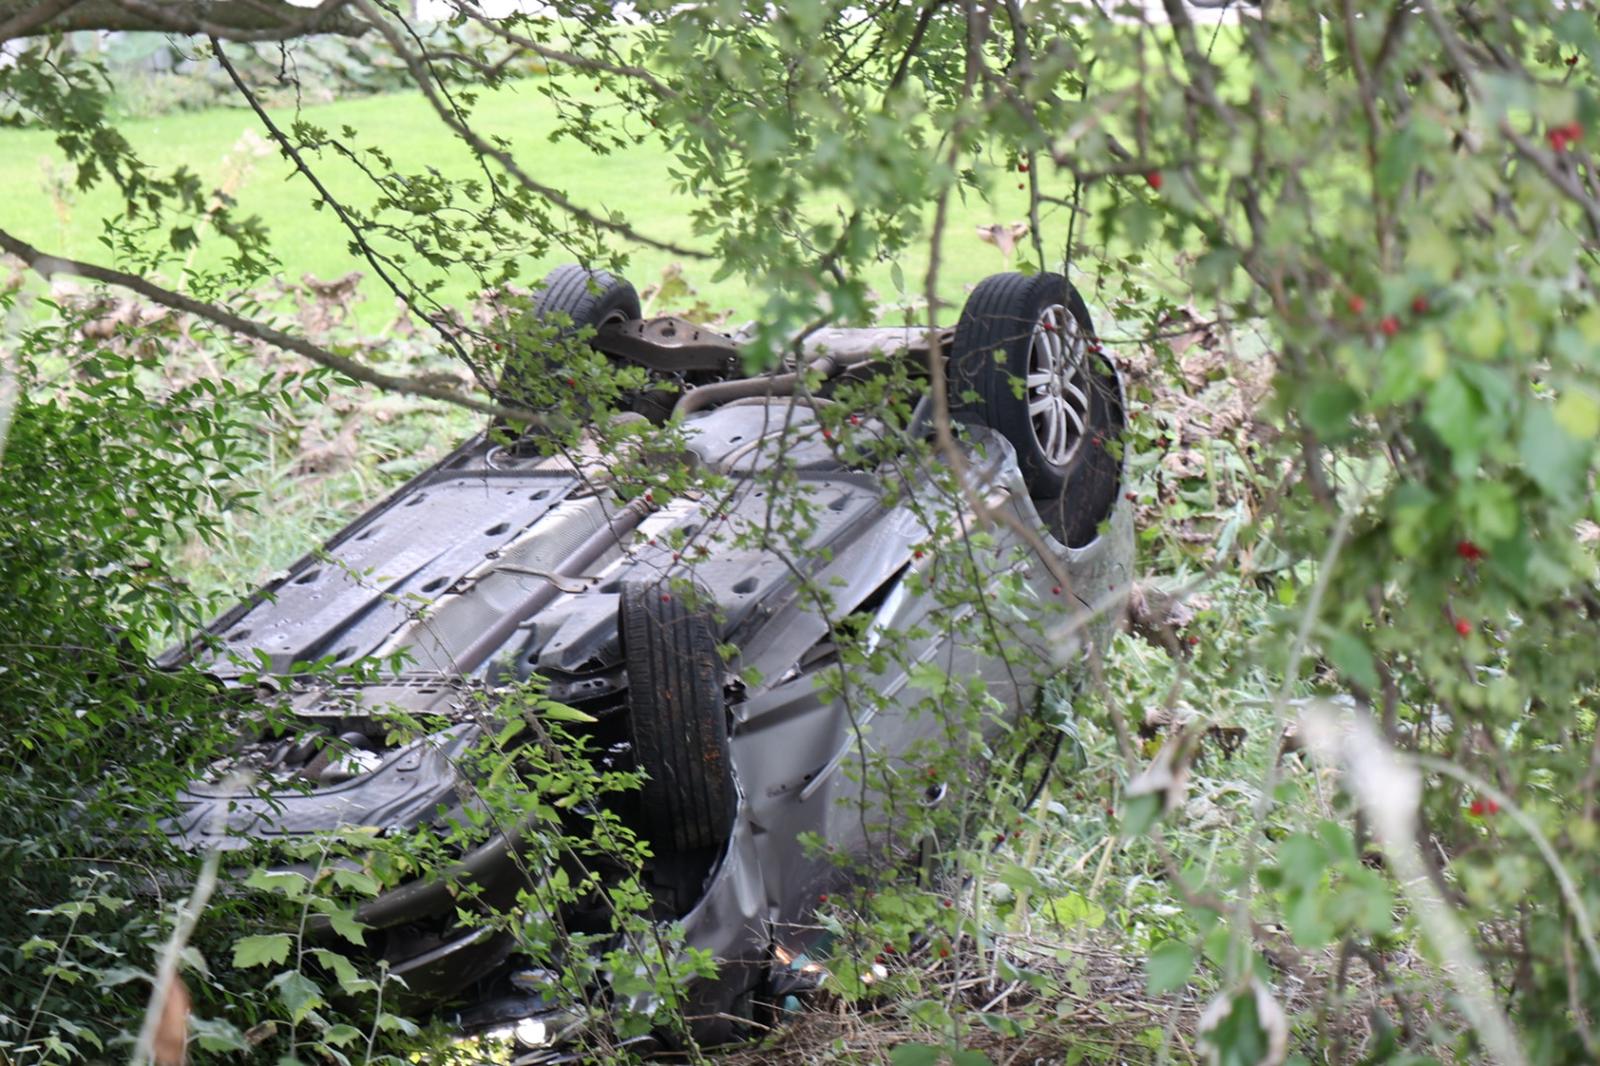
[210, 38, 495, 392]
[0, 228, 540, 425]
[0, 0, 81, 41]
[353, 0, 712, 262]
[0, 0, 367, 41]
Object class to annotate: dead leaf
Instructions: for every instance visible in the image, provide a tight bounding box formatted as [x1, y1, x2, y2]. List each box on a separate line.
[975, 221, 1030, 260]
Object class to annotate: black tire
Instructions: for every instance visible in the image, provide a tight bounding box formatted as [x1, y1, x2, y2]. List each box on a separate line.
[950, 272, 1123, 547]
[618, 580, 735, 854]
[499, 264, 641, 405]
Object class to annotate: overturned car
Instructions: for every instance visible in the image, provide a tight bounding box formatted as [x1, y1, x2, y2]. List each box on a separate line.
[160, 266, 1134, 1053]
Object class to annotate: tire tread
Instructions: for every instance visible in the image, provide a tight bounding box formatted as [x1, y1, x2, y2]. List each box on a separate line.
[620, 582, 734, 853]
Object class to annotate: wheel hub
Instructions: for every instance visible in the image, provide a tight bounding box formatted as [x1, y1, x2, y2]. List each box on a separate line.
[1026, 303, 1091, 467]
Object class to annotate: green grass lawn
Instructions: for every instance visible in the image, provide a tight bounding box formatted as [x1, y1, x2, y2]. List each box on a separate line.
[1, 79, 1084, 329]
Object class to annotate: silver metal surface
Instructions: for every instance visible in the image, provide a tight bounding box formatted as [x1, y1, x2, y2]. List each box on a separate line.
[1026, 302, 1090, 467]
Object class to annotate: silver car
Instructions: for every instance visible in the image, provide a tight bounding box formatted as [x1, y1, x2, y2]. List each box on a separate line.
[161, 265, 1134, 1052]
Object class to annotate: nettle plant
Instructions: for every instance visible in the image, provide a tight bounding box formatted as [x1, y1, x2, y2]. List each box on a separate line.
[4, 0, 1600, 1063]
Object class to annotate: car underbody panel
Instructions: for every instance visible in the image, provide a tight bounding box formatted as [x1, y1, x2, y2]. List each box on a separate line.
[160, 304, 1134, 1047]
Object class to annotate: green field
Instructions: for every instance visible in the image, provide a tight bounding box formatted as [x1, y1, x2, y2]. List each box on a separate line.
[0, 80, 1082, 328]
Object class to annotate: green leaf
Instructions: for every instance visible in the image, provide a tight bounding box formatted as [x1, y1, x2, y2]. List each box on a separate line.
[1301, 381, 1361, 440]
[1120, 792, 1162, 838]
[1375, 124, 1420, 199]
[889, 1045, 942, 1066]
[1199, 987, 1276, 1066]
[331, 867, 381, 897]
[310, 949, 363, 994]
[189, 1016, 249, 1053]
[1043, 892, 1106, 930]
[1520, 401, 1589, 503]
[321, 1023, 363, 1048]
[232, 934, 292, 969]
[375, 1013, 420, 1035]
[1146, 940, 1196, 995]
[1325, 630, 1379, 693]
[325, 908, 367, 947]
[1276, 832, 1327, 887]
[244, 869, 310, 900]
[1423, 371, 1487, 473]
[538, 701, 598, 723]
[272, 970, 325, 1022]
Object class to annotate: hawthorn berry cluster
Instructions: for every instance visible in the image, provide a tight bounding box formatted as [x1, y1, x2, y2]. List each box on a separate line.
[1547, 121, 1583, 151]
[1345, 291, 1436, 336]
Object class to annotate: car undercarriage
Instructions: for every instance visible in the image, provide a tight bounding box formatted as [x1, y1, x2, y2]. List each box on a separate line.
[158, 266, 1135, 1055]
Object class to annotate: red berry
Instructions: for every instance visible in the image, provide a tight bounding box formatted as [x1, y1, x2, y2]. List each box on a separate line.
[1145, 171, 1163, 191]
[938, 946, 950, 958]
[566, 377, 576, 387]
[1568, 55, 1580, 67]
[1411, 295, 1430, 314]
[994, 832, 1006, 844]
[914, 549, 924, 560]
[1125, 492, 1138, 502]
[818, 894, 829, 903]
[661, 594, 671, 603]
[1548, 122, 1582, 151]
[941, 898, 953, 908]
[1050, 585, 1061, 595]
[1347, 294, 1367, 315]
[1379, 315, 1400, 336]
[882, 943, 895, 954]
[1469, 797, 1500, 817]
[849, 415, 861, 426]
[1455, 618, 1472, 636]
[1456, 539, 1484, 561]
[1018, 162, 1029, 173]
[1187, 634, 1200, 646]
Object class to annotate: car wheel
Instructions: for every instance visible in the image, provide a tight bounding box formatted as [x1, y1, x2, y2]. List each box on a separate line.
[499, 264, 641, 405]
[950, 272, 1123, 547]
[618, 580, 735, 855]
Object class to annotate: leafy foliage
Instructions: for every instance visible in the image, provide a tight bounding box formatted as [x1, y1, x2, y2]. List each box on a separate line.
[5, 2, 1600, 1064]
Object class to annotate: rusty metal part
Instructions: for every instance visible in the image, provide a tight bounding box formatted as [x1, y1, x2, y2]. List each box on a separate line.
[670, 325, 954, 417]
[672, 359, 830, 417]
[592, 316, 740, 374]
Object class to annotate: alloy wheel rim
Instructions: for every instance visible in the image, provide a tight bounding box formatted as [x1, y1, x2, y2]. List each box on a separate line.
[1025, 303, 1091, 466]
